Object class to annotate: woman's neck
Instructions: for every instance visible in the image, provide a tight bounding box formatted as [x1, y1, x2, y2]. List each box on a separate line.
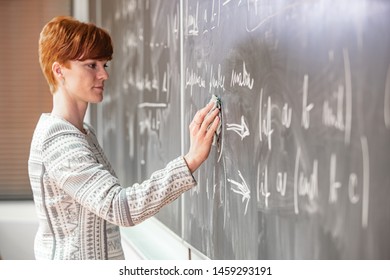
[51, 91, 88, 133]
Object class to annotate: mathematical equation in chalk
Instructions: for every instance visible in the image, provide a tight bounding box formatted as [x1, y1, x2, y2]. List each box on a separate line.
[184, 50, 389, 230]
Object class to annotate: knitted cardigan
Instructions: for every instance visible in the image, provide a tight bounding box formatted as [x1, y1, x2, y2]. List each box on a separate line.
[28, 114, 196, 259]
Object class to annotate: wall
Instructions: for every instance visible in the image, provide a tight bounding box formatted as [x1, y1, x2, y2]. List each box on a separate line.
[0, 201, 37, 259]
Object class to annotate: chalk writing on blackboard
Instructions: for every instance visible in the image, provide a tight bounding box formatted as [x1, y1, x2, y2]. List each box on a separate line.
[301, 74, 314, 130]
[228, 170, 251, 215]
[226, 116, 250, 140]
[230, 61, 254, 89]
[259, 89, 273, 150]
[99, 0, 390, 259]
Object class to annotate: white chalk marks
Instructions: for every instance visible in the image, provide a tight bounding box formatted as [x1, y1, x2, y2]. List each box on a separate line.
[230, 61, 254, 90]
[181, 1, 384, 231]
[301, 74, 314, 130]
[293, 148, 319, 214]
[259, 88, 274, 150]
[228, 170, 251, 215]
[226, 115, 250, 140]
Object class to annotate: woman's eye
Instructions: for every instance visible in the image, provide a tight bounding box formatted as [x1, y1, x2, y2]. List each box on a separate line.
[88, 64, 97, 69]
[104, 63, 109, 68]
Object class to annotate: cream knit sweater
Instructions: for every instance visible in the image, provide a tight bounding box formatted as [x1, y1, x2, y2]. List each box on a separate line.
[28, 114, 196, 259]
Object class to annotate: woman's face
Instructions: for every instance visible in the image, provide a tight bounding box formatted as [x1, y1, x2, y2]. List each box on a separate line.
[61, 59, 109, 104]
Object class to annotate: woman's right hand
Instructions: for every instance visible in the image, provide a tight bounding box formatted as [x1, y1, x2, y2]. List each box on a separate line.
[184, 101, 220, 174]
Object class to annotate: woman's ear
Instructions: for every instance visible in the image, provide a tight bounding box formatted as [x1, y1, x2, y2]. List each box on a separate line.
[52, 62, 65, 86]
[52, 62, 63, 79]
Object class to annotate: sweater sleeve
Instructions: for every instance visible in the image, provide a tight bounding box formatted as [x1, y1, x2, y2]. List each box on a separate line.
[42, 126, 196, 227]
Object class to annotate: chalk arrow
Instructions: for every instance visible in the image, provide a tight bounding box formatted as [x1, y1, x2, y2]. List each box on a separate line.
[226, 115, 250, 140]
[228, 170, 251, 215]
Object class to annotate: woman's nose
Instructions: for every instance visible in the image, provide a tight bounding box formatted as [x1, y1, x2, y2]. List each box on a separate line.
[98, 66, 109, 80]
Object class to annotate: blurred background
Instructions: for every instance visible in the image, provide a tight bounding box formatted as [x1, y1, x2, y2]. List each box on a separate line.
[0, 0, 81, 260]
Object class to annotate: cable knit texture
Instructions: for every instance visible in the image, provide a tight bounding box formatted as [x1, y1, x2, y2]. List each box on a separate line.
[28, 114, 196, 260]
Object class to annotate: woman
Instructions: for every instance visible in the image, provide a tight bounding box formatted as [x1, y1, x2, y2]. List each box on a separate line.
[28, 16, 220, 260]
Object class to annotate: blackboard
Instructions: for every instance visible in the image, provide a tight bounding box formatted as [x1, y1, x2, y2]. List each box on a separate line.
[98, 0, 390, 259]
[100, 0, 182, 235]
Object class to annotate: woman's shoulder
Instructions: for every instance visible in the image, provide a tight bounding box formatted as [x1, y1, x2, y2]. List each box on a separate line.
[83, 122, 97, 136]
[34, 114, 85, 142]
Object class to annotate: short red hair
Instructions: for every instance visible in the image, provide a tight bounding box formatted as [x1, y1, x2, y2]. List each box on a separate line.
[39, 16, 113, 94]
